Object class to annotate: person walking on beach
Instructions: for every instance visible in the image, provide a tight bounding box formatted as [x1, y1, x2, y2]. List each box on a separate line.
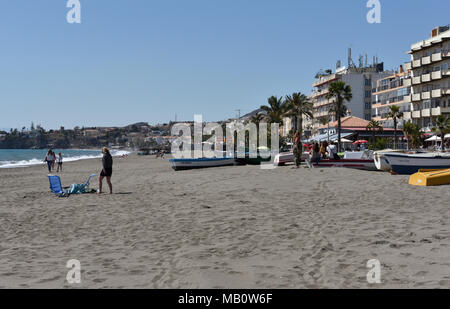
[51, 151, 56, 170]
[99, 147, 113, 194]
[56, 152, 63, 172]
[44, 150, 55, 173]
[293, 132, 302, 168]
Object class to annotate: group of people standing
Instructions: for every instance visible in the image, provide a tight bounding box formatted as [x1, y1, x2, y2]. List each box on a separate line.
[44, 149, 63, 173]
[310, 141, 340, 164]
[293, 134, 340, 168]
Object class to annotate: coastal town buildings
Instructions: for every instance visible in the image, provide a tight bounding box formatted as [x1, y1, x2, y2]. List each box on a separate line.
[403, 25, 450, 131]
[371, 66, 412, 128]
[304, 64, 392, 135]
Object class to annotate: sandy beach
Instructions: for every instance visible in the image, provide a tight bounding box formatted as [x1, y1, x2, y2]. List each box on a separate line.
[0, 154, 449, 289]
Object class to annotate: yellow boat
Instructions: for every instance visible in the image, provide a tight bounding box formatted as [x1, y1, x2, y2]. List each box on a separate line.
[409, 169, 450, 186]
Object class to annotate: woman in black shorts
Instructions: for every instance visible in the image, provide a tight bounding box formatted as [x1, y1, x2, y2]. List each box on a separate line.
[99, 147, 113, 194]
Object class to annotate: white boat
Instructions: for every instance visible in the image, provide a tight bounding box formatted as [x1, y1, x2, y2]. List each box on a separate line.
[312, 151, 377, 171]
[274, 152, 310, 166]
[373, 149, 404, 171]
[383, 152, 450, 175]
[169, 157, 236, 171]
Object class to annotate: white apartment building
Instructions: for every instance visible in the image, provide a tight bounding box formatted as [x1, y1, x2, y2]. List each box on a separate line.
[306, 66, 391, 134]
[403, 25, 450, 131]
[371, 67, 412, 128]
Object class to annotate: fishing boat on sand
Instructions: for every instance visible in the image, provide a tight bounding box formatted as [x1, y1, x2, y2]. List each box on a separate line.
[273, 152, 310, 166]
[383, 152, 450, 175]
[374, 149, 404, 171]
[169, 157, 236, 171]
[312, 151, 377, 171]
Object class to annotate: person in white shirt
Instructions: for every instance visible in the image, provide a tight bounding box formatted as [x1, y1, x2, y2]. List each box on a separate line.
[327, 142, 340, 160]
[56, 153, 63, 172]
[44, 150, 55, 173]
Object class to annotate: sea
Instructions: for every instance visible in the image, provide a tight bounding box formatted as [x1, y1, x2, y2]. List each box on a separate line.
[0, 149, 131, 169]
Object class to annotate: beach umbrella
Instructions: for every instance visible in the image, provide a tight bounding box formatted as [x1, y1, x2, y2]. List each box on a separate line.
[425, 135, 441, 142]
[353, 140, 368, 145]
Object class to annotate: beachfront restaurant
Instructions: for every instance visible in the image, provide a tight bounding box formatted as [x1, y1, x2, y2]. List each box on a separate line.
[305, 116, 404, 145]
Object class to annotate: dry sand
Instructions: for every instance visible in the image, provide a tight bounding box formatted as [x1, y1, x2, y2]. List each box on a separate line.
[0, 154, 449, 289]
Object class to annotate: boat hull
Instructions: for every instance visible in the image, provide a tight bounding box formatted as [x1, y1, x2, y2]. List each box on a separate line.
[384, 153, 450, 175]
[169, 158, 236, 171]
[274, 152, 309, 166]
[313, 159, 377, 171]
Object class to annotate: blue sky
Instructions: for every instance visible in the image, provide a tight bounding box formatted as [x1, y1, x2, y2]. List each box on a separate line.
[1, 0, 449, 130]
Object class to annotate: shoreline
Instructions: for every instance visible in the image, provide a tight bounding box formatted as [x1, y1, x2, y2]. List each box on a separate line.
[0, 149, 132, 169]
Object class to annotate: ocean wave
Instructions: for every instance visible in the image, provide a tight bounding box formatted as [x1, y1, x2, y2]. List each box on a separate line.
[0, 150, 131, 169]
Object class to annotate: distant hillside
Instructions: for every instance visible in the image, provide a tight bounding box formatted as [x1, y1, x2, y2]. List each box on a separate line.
[240, 109, 265, 120]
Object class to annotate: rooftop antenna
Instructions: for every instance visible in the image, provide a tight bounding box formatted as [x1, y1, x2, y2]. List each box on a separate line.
[358, 54, 363, 68]
[365, 53, 368, 68]
[235, 109, 242, 119]
[348, 47, 352, 68]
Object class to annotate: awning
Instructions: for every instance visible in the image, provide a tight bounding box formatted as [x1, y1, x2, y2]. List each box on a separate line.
[304, 132, 353, 143]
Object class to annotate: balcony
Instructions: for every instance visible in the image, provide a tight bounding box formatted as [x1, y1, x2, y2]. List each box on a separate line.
[313, 111, 330, 118]
[412, 76, 421, 85]
[313, 74, 338, 87]
[443, 69, 450, 76]
[403, 94, 412, 103]
[421, 91, 431, 100]
[412, 59, 421, 68]
[403, 78, 412, 87]
[443, 50, 450, 58]
[412, 111, 421, 118]
[403, 111, 412, 120]
[404, 62, 412, 71]
[421, 73, 431, 83]
[443, 88, 450, 95]
[311, 88, 330, 98]
[432, 89, 442, 98]
[432, 107, 442, 116]
[431, 71, 442, 80]
[432, 53, 442, 62]
[430, 107, 450, 116]
[412, 93, 421, 101]
[421, 109, 431, 117]
[422, 56, 431, 65]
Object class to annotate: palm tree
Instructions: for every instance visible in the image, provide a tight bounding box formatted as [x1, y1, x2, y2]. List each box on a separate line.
[403, 120, 418, 150]
[433, 115, 450, 151]
[326, 81, 352, 152]
[250, 113, 265, 141]
[260, 96, 286, 124]
[284, 92, 313, 138]
[387, 105, 403, 149]
[366, 120, 383, 143]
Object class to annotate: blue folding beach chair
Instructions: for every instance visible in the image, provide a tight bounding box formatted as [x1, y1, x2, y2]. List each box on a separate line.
[48, 174, 96, 197]
[84, 174, 97, 190]
[48, 175, 67, 197]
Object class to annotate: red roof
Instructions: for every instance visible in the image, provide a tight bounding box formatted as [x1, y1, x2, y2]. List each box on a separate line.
[319, 116, 371, 129]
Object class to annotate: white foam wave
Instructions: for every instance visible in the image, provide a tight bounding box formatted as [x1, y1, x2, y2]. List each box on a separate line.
[0, 150, 131, 169]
